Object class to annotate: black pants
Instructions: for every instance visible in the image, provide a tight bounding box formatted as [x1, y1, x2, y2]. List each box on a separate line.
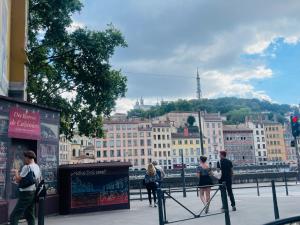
[146, 184, 157, 204]
[220, 181, 236, 207]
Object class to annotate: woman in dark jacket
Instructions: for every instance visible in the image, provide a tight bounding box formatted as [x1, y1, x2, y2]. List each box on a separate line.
[144, 163, 159, 207]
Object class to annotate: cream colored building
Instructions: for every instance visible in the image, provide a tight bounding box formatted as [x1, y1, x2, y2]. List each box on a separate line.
[59, 135, 72, 165]
[264, 121, 287, 164]
[155, 111, 199, 128]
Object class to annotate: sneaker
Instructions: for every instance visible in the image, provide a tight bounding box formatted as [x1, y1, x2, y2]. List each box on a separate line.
[232, 206, 237, 211]
[154, 203, 157, 207]
[149, 203, 152, 207]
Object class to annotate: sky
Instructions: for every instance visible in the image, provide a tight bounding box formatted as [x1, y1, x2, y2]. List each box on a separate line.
[73, 0, 300, 113]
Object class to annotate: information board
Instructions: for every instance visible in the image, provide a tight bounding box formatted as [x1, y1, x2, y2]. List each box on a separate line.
[71, 170, 129, 209]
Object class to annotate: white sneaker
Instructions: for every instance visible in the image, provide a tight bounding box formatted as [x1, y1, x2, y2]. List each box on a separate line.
[154, 203, 157, 207]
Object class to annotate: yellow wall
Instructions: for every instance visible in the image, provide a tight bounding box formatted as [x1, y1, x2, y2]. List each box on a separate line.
[0, 0, 28, 99]
[0, 0, 11, 96]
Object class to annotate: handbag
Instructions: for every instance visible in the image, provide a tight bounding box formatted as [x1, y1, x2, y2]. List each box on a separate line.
[19, 166, 37, 189]
[212, 161, 222, 180]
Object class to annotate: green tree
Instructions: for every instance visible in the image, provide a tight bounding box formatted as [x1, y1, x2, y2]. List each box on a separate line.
[27, 0, 127, 138]
[187, 116, 196, 127]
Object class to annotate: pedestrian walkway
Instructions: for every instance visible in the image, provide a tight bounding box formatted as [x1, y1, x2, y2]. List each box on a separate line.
[44, 184, 300, 225]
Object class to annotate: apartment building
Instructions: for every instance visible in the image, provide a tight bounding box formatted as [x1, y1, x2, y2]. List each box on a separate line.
[152, 123, 174, 170]
[171, 129, 202, 168]
[245, 121, 268, 165]
[223, 125, 256, 166]
[59, 135, 72, 165]
[284, 123, 297, 164]
[264, 121, 287, 164]
[202, 112, 224, 166]
[94, 120, 153, 169]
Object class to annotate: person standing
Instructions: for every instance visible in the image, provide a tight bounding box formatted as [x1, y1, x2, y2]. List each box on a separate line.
[197, 156, 213, 214]
[10, 150, 41, 225]
[217, 150, 236, 211]
[144, 163, 159, 207]
[152, 160, 165, 187]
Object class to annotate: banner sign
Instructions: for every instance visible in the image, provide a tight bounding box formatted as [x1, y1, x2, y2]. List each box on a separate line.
[8, 107, 41, 140]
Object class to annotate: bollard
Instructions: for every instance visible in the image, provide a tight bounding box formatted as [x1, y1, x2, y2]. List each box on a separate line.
[157, 189, 165, 225]
[162, 192, 167, 223]
[256, 178, 260, 197]
[38, 197, 45, 225]
[284, 172, 288, 196]
[271, 180, 280, 220]
[220, 182, 231, 225]
[139, 183, 143, 201]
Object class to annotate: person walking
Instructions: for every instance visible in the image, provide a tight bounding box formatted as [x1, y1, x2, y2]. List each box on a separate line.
[197, 156, 213, 214]
[10, 150, 41, 225]
[152, 160, 165, 188]
[217, 150, 236, 211]
[144, 163, 159, 207]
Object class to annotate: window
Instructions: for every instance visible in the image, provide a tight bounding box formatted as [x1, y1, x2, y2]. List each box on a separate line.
[72, 149, 76, 157]
[158, 135, 161, 140]
[212, 123, 215, 128]
[158, 128, 161, 132]
[141, 149, 145, 156]
[147, 139, 151, 146]
[190, 140, 193, 144]
[153, 128, 156, 132]
[206, 123, 209, 128]
[128, 149, 132, 156]
[159, 151, 162, 157]
[127, 133, 132, 138]
[256, 130, 259, 135]
[134, 149, 138, 156]
[179, 140, 182, 145]
[103, 141, 107, 148]
[148, 149, 152, 156]
[163, 144, 166, 148]
[128, 140, 132, 147]
[116, 133, 121, 139]
[140, 139, 145, 146]
[133, 133, 137, 138]
[109, 140, 114, 148]
[154, 135, 156, 140]
[258, 144, 260, 149]
[141, 159, 145, 165]
[117, 150, 121, 157]
[110, 150, 114, 157]
[133, 140, 138, 147]
[196, 140, 200, 144]
[154, 144, 157, 148]
[81, 140, 84, 145]
[163, 151, 167, 157]
[109, 133, 114, 139]
[167, 144, 170, 148]
[147, 132, 151, 137]
[257, 137, 260, 142]
[162, 135, 165, 140]
[134, 159, 138, 166]
[140, 132, 144, 138]
[162, 128, 165, 132]
[103, 151, 107, 157]
[158, 144, 161, 148]
[116, 140, 121, 147]
[96, 141, 101, 148]
[167, 135, 170, 140]
[184, 140, 188, 144]
[173, 149, 177, 156]
[261, 131, 264, 135]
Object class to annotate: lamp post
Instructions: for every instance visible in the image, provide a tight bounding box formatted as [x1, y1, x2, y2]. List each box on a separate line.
[181, 150, 187, 197]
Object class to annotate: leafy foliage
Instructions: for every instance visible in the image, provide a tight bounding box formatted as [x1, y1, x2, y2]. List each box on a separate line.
[128, 97, 295, 124]
[27, 0, 127, 138]
[187, 116, 196, 127]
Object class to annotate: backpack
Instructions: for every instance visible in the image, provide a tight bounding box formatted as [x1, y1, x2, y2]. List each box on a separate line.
[19, 166, 37, 189]
[35, 179, 47, 202]
[156, 168, 162, 181]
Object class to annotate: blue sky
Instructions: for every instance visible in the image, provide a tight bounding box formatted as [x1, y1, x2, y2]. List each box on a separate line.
[73, 0, 300, 112]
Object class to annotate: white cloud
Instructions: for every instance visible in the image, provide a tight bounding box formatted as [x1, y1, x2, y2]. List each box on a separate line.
[67, 21, 85, 33]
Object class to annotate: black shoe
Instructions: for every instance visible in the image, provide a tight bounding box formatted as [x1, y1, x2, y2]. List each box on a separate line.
[232, 206, 237, 211]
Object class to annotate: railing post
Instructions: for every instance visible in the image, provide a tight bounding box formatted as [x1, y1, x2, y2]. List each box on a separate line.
[168, 186, 171, 195]
[256, 178, 260, 196]
[197, 186, 199, 197]
[38, 197, 45, 225]
[162, 191, 167, 223]
[157, 189, 165, 225]
[220, 182, 231, 225]
[284, 172, 288, 196]
[271, 180, 280, 220]
[139, 183, 143, 201]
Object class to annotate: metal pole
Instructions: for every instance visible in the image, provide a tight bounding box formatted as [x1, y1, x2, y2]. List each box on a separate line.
[271, 180, 280, 220]
[220, 182, 231, 225]
[256, 178, 260, 197]
[157, 189, 165, 225]
[198, 111, 205, 155]
[181, 151, 187, 198]
[294, 136, 300, 181]
[139, 183, 143, 201]
[162, 192, 167, 223]
[284, 172, 288, 196]
[38, 197, 45, 225]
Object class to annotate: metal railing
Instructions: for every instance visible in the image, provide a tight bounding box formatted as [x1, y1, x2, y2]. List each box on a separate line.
[157, 183, 231, 225]
[264, 216, 300, 225]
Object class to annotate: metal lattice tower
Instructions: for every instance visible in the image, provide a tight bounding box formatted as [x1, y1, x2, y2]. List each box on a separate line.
[196, 68, 202, 100]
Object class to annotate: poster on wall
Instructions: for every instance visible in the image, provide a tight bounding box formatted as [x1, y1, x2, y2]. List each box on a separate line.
[71, 170, 129, 209]
[8, 107, 41, 140]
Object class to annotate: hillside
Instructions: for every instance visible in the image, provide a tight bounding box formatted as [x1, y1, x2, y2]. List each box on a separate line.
[128, 97, 297, 124]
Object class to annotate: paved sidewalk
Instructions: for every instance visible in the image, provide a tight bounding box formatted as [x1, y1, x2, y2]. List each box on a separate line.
[44, 184, 300, 225]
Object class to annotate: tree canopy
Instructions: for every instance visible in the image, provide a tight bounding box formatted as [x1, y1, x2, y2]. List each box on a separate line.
[27, 0, 127, 138]
[128, 97, 295, 124]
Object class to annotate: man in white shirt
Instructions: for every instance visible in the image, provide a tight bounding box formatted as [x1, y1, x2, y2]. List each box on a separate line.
[10, 150, 41, 225]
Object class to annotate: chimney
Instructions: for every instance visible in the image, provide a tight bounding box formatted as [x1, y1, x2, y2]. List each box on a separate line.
[184, 127, 189, 137]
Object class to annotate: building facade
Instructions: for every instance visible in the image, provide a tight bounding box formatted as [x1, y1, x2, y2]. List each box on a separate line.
[152, 123, 173, 170]
[155, 111, 199, 128]
[59, 135, 72, 165]
[264, 122, 287, 164]
[246, 121, 268, 165]
[223, 125, 256, 166]
[202, 112, 224, 166]
[171, 130, 202, 168]
[284, 123, 297, 165]
[94, 120, 153, 169]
